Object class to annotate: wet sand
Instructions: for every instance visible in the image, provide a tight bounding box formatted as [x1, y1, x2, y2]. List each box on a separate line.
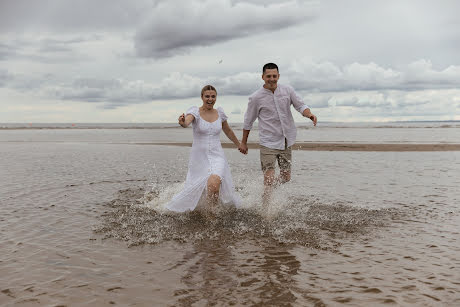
[147, 142, 460, 151]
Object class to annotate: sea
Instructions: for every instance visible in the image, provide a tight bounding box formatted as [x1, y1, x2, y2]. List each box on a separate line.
[1, 121, 459, 306]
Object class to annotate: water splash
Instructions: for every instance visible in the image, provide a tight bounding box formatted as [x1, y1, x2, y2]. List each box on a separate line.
[94, 181, 401, 250]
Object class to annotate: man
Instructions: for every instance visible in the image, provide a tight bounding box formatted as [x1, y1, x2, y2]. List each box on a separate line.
[238, 63, 317, 203]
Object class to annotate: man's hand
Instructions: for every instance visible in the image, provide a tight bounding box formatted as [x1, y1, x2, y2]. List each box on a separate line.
[239, 143, 248, 155]
[302, 109, 317, 126]
[309, 114, 317, 126]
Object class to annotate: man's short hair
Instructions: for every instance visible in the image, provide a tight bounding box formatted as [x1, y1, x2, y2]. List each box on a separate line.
[263, 63, 279, 74]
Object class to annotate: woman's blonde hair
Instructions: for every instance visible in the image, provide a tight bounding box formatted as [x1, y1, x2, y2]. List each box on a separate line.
[201, 85, 217, 97]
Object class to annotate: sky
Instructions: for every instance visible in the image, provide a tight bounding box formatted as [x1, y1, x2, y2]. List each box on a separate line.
[1, 0, 460, 123]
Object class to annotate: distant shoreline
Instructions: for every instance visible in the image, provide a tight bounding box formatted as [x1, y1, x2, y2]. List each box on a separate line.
[1, 119, 459, 130]
[147, 142, 460, 152]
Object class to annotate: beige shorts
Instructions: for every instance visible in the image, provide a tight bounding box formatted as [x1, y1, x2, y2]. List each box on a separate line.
[260, 141, 292, 172]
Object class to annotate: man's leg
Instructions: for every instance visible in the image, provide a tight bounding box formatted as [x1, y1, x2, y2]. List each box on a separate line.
[263, 168, 276, 205]
[279, 169, 291, 184]
[277, 146, 292, 184]
[260, 146, 277, 206]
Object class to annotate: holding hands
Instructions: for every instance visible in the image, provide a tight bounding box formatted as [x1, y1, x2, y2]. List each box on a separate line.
[238, 143, 248, 155]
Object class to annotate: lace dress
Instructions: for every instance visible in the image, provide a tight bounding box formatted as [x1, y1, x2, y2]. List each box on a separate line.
[165, 106, 242, 212]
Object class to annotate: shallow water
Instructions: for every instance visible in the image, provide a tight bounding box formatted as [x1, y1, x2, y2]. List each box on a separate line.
[2, 121, 460, 145]
[1, 128, 460, 306]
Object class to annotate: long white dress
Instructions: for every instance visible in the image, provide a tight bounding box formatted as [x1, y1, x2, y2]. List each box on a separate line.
[165, 106, 242, 212]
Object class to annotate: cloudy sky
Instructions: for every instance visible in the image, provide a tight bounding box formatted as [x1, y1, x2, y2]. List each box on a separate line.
[1, 0, 459, 123]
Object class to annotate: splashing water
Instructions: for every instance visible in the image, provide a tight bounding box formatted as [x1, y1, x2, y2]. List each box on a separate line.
[94, 174, 401, 250]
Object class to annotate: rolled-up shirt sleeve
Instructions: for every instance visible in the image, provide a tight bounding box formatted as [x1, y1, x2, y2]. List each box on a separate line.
[243, 96, 258, 130]
[289, 86, 309, 114]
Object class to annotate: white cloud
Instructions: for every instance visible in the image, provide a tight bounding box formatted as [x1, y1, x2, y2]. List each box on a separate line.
[231, 107, 242, 114]
[287, 59, 460, 92]
[4, 59, 460, 111]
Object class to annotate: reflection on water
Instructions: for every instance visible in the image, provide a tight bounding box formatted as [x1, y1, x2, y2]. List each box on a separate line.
[170, 239, 302, 306]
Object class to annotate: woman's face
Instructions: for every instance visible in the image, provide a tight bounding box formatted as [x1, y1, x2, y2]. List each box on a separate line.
[201, 90, 217, 110]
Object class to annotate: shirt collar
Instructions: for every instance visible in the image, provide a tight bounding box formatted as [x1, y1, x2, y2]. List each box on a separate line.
[261, 84, 280, 94]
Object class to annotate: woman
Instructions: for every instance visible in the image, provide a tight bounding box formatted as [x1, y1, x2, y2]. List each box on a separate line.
[165, 85, 242, 215]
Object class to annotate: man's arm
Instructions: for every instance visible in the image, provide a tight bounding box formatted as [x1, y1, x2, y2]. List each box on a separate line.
[302, 108, 317, 126]
[289, 86, 317, 126]
[239, 129, 250, 154]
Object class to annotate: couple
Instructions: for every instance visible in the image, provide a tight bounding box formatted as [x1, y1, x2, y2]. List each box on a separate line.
[165, 63, 317, 214]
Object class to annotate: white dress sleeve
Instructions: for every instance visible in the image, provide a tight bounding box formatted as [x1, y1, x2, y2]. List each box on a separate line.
[218, 107, 228, 122]
[186, 106, 199, 119]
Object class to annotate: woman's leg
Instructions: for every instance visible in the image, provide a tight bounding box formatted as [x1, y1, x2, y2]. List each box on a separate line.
[206, 174, 221, 213]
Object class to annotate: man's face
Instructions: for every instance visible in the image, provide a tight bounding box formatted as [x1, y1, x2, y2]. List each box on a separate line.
[262, 68, 279, 91]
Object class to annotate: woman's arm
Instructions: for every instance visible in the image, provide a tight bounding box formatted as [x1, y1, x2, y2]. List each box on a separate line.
[222, 121, 240, 147]
[178, 113, 195, 128]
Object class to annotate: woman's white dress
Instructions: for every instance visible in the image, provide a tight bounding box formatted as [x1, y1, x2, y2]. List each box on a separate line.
[165, 106, 242, 212]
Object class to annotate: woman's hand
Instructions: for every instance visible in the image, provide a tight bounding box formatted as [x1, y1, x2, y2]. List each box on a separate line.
[178, 113, 186, 127]
[238, 142, 248, 155]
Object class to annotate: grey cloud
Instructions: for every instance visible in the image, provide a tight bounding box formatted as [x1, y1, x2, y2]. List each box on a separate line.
[38, 45, 72, 53]
[0, 36, 94, 63]
[45, 72, 259, 107]
[307, 0, 460, 68]
[0, 70, 14, 87]
[38, 41, 74, 53]
[0, 0, 150, 33]
[0, 43, 19, 61]
[328, 90, 448, 113]
[334, 97, 359, 107]
[213, 73, 260, 96]
[39, 74, 205, 107]
[56, 78, 123, 102]
[9, 73, 58, 92]
[37, 36, 100, 53]
[50, 78, 154, 104]
[335, 97, 391, 108]
[135, 0, 316, 58]
[305, 96, 331, 108]
[231, 0, 295, 5]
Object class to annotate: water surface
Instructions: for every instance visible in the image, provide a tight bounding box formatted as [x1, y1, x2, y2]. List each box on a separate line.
[1, 125, 459, 306]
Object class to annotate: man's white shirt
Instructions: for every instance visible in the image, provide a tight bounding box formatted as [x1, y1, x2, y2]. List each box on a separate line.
[243, 84, 309, 150]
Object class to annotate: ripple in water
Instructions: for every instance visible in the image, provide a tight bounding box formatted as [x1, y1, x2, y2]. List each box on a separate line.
[94, 183, 401, 250]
